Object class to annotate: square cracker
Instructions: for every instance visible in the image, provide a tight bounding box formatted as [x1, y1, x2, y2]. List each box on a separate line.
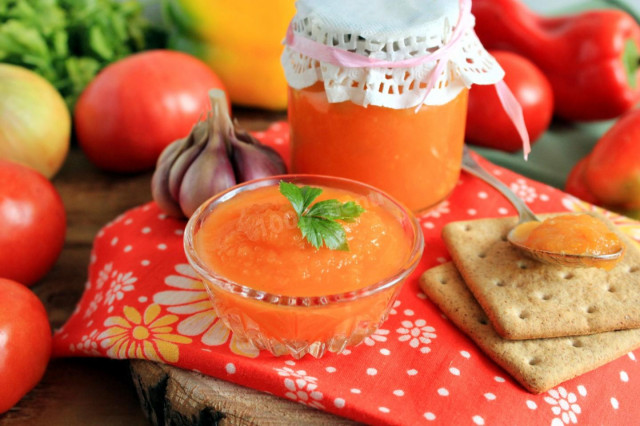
[420, 263, 640, 393]
[442, 214, 640, 340]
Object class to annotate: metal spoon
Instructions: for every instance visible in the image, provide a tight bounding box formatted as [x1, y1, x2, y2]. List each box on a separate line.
[460, 146, 624, 268]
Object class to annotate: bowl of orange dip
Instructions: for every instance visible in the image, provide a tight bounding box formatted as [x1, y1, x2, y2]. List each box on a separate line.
[184, 175, 424, 358]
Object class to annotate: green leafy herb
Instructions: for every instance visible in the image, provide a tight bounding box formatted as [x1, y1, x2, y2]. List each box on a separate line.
[279, 181, 365, 251]
[0, 0, 167, 110]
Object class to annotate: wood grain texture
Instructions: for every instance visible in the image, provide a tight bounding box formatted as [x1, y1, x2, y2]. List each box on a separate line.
[130, 361, 357, 425]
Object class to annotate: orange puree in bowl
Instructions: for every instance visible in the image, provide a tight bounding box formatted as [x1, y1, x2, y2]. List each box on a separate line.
[288, 83, 469, 212]
[195, 185, 411, 297]
[190, 182, 419, 354]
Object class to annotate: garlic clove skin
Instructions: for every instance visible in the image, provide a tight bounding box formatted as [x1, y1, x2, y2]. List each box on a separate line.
[231, 131, 287, 182]
[178, 131, 237, 218]
[151, 137, 189, 218]
[167, 123, 209, 200]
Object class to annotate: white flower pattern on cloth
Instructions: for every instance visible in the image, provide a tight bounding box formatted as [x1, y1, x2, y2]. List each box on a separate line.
[104, 269, 137, 305]
[70, 329, 100, 355]
[96, 262, 114, 290]
[275, 366, 325, 409]
[510, 178, 539, 203]
[153, 263, 259, 358]
[84, 291, 104, 319]
[422, 201, 450, 219]
[364, 328, 389, 347]
[397, 319, 437, 353]
[544, 387, 582, 425]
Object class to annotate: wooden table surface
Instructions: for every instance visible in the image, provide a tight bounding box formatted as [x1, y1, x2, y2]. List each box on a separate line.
[0, 109, 289, 426]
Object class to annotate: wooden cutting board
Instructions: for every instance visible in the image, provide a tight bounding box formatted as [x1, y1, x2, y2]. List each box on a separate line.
[130, 360, 359, 425]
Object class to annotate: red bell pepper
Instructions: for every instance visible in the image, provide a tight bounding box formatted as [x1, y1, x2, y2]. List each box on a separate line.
[472, 0, 640, 121]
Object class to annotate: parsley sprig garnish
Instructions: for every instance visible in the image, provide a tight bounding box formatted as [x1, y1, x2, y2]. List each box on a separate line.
[279, 181, 365, 251]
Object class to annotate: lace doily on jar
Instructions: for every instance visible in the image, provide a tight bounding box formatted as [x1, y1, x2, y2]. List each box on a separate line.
[281, 0, 505, 108]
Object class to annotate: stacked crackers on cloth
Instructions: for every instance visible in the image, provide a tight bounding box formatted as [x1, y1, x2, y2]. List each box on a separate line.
[420, 214, 640, 393]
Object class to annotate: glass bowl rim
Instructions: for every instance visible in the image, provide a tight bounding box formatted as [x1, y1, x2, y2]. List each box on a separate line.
[184, 174, 424, 306]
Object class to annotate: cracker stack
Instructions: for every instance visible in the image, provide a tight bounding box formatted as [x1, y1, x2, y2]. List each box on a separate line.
[419, 214, 640, 393]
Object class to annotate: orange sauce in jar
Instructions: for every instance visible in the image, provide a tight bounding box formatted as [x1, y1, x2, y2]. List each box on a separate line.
[191, 182, 417, 349]
[288, 83, 469, 211]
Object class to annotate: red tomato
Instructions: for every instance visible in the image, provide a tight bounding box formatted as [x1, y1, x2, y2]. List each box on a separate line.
[466, 50, 554, 152]
[75, 50, 227, 173]
[0, 161, 66, 286]
[0, 278, 52, 413]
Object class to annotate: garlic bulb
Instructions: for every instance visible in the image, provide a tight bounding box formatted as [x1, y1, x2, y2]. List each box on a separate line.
[151, 90, 287, 218]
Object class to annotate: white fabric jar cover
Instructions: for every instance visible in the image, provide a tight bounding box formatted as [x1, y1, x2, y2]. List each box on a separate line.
[281, 0, 505, 108]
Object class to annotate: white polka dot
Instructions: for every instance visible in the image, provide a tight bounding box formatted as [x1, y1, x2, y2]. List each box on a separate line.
[378, 407, 390, 413]
[449, 367, 460, 376]
[472, 415, 485, 425]
[437, 388, 449, 396]
[111, 237, 118, 246]
[174, 229, 184, 235]
[436, 257, 447, 264]
[620, 371, 629, 382]
[423, 222, 435, 229]
[141, 260, 150, 266]
[404, 309, 414, 316]
[494, 376, 506, 383]
[629, 352, 637, 361]
[285, 360, 296, 366]
[467, 208, 477, 216]
[416, 292, 427, 299]
[350, 388, 361, 394]
[577, 385, 587, 396]
[380, 348, 391, 356]
[124, 245, 132, 252]
[478, 192, 488, 199]
[407, 369, 418, 376]
[424, 412, 436, 421]
[86, 320, 93, 327]
[611, 397, 619, 410]
[157, 243, 167, 250]
[97, 229, 105, 238]
[540, 194, 549, 201]
[90, 254, 96, 264]
[334, 398, 345, 408]
[460, 350, 471, 359]
[326, 367, 336, 373]
[526, 400, 537, 409]
[138, 296, 148, 303]
[367, 368, 377, 376]
[158, 214, 167, 220]
[225, 363, 236, 374]
[484, 393, 496, 401]
[107, 306, 114, 313]
[393, 390, 404, 397]
[142, 227, 151, 234]
[124, 218, 133, 225]
[498, 207, 509, 215]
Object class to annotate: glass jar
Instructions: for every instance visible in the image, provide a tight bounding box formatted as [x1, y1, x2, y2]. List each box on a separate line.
[282, 0, 505, 211]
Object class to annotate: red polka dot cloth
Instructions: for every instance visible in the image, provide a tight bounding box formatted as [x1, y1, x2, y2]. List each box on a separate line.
[53, 122, 640, 425]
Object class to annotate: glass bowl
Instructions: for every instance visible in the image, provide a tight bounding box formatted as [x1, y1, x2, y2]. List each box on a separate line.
[184, 175, 424, 358]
